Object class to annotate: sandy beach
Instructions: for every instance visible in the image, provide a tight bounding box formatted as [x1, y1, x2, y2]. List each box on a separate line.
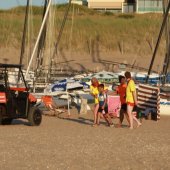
[0, 5, 170, 170]
[0, 109, 169, 170]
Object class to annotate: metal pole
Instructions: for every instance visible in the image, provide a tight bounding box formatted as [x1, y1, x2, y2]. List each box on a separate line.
[146, 0, 170, 83]
[19, 0, 30, 65]
[35, 0, 48, 71]
[164, 0, 170, 82]
[18, 0, 29, 86]
[162, 0, 170, 84]
[33, 0, 48, 92]
[47, 0, 72, 83]
[25, 0, 52, 79]
[52, 0, 72, 58]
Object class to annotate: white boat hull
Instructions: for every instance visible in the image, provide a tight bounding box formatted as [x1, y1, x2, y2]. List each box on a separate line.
[160, 99, 170, 116]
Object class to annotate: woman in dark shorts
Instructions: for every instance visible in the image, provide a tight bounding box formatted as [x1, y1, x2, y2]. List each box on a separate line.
[117, 76, 130, 127]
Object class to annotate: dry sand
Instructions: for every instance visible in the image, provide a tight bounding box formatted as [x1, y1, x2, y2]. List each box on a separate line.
[0, 109, 169, 170]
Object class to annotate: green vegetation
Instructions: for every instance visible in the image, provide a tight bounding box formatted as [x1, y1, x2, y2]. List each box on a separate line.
[0, 4, 165, 56]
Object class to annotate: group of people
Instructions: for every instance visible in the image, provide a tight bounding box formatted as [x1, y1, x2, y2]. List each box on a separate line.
[90, 71, 142, 129]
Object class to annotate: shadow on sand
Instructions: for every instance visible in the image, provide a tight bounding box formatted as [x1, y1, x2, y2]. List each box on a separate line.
[58, 115, 129, 127]
[7, 119, 31, 126]
[59, 116, 108, 126]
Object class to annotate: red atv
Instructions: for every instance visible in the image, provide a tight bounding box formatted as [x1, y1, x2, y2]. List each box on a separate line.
[0, 64, 42, 126]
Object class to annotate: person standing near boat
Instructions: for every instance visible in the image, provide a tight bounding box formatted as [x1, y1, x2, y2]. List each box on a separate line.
[125, 71, 141, 129]
[90, 77, 99, 126]
[117, 75, 130, 127]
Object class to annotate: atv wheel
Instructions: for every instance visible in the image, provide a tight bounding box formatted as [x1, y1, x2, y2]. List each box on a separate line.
[28, 107, 42, 126]
[0, 105, 6, 125]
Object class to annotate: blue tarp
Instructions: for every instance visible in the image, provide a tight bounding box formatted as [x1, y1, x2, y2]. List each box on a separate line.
[166, 73, 170, 83]
[51, 79, 67, 92]
[80, 82, 90, 89]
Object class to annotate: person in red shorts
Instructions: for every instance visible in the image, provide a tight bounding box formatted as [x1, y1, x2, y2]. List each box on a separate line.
[125, 71, 141, 129]
[117, 75, 130, 127]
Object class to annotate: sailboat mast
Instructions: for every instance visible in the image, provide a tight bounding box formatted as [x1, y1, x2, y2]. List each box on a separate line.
[17, 0, 30, 87]
[36, 0, 48, 75]
[32, 0, 49, 92]
[52, 0, 72, 57]
[19, 0, 30, 65]
[146, 0, 170, 83]
[25, 0, 52, 79]
[35, 0, 48, 72]
[162, 0, 170, 84]
[47, 0, 72, 83]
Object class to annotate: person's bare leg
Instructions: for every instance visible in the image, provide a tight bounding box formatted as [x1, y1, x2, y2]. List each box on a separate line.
[97, 112, 101, 125]
[93, 104, 99, 125]
[103, 114, 110, 126]
[119, 109, 124, 127]
[107, 114, 113, 126]
[124, 112, 130, 126]
[133, 115, 142, 127]
[93, 110, 97, 125]
[127, 105, 134, 129]
[104, 114, 113, 126]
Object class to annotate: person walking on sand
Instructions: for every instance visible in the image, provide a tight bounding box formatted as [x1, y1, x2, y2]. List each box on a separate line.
[97, 84, 114, 127]
[90, 77, 99, 126]
[117, 75, 130, 127]
[124, 71, 141, 129]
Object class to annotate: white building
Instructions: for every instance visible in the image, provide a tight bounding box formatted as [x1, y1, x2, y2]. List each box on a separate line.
[88, 0, 125, 11]
[71, 0, 87, 6]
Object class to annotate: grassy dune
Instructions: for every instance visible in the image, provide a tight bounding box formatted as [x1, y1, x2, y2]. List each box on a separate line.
[0, 5, 164, 51]
[0, 4, 166, 71]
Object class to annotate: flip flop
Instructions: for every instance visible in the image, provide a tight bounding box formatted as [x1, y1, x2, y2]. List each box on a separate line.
[137, 123, 142, 128]
[92, 123, 97, 127]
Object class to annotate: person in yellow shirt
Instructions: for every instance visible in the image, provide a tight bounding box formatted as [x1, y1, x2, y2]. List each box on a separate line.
[90, 77, 99, 126]
[125, 71, 141, 129]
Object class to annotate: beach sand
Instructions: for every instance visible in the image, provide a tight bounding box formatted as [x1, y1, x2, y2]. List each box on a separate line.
[0, 47, 163, 72]
[0, 108, 169, 170]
